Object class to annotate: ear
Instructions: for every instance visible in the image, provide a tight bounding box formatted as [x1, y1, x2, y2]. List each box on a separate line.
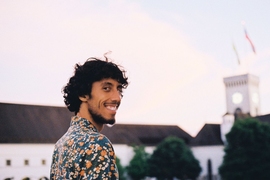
[79, 95, 90, 102]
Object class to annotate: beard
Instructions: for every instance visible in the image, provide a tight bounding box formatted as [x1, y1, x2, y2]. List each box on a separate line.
[88, 108, 116, 125]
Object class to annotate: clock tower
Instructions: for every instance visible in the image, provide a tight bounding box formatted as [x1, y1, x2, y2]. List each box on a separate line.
[223, 73, 260, 117]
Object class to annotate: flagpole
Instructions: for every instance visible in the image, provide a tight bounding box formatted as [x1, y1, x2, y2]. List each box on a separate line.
[241, 21, 256, 54]
[242, 21, 257, 74]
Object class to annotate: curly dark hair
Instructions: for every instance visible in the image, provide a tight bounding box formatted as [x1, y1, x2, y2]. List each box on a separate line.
[62, 57, 129, 114]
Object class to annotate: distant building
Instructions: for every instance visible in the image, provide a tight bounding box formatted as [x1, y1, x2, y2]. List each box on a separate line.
[0, 102, 192, 179]
[1, 73, 269, 180]
[223, 73, 260, 117]
[221, 73, 261, 143]
[190, 124, 224, 180]
[103, 123, 192, 167]
[0, 103, 72, 180]
[192, 73, 270, 180]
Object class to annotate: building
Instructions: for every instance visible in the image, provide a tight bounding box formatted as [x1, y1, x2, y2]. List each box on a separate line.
[0, 103, 72, 180]
[221, 73, 261, 142]
[190, 73, 269, 180]
[1, 73, 269, 180]
[190, 124, 224, 180]
[223, 73, 260, 117]
[0, 102, 192, 179]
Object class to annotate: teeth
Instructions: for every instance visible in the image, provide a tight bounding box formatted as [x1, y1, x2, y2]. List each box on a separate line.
[104, 103, 119, 111]
[106, 106, 117, 111]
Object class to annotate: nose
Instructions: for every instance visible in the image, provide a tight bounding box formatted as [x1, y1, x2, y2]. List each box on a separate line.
[111, 89, 121, 102]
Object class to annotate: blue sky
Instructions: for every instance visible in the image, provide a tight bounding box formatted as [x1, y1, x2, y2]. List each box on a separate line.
[1, 0, 269, 136]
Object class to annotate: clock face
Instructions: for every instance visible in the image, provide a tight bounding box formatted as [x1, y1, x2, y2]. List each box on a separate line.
[232, 92, 243, 104]
[252, 92, 259, 104]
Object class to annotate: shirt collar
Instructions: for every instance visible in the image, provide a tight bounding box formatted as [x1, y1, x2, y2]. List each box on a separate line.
[70, 116, 98, 133]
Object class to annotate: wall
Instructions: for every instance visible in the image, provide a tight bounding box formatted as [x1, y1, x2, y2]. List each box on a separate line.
[191, 145, 224, 178]
[0, 144, 54, 180]
[1, 143, 223, 179]
[113, 144, 155, 167]
[0, 143, 155, 179]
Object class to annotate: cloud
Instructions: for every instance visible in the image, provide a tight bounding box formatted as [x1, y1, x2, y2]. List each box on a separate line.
[0, 0, 225, 135]
[2, 0, 269, 136]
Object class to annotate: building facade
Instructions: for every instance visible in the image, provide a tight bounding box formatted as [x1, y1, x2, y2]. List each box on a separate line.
[0, 102, 192, 179]
[1, 73, 269, 180]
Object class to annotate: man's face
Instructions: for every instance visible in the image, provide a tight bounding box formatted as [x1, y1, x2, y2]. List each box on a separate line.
[87, 78, 123, 125]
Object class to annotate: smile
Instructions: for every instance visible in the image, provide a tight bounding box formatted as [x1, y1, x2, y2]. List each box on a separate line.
[104, 103, 119, 111]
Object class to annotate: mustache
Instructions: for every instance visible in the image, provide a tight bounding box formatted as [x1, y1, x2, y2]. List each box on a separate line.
[104, 102, 120, 106]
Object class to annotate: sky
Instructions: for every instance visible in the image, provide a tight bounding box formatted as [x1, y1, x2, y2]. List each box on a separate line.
[1, 0, 270, 136]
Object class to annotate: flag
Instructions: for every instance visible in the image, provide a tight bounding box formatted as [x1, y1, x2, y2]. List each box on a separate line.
[244, 28, 256, 54]
[232, 42, 240, 65]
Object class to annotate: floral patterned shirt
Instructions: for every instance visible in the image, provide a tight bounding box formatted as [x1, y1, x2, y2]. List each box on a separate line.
[50, 116, 118, 180]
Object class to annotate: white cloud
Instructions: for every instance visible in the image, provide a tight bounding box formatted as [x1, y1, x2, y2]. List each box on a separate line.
[1, 0, 269, 136]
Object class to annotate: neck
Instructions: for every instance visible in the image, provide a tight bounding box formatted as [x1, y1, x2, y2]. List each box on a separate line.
[77, 102, 103, 132]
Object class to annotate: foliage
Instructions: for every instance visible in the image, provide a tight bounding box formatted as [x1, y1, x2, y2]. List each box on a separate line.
[116, 156, 126, 180]
[126, 146, 150, 180]
[39, 177, 49, 180]
[147, 136, 201, 180]
[219, 118, 270, 180]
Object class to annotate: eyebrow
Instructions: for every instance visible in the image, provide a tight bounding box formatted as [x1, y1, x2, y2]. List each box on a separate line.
[101, 81, 123, 88]
[102, 82, 113, 86]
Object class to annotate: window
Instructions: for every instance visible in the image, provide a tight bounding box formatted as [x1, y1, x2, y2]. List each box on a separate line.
[24, 159, 29, 166]
[6, 159, 11, 166]
[41, 159, 46, 165]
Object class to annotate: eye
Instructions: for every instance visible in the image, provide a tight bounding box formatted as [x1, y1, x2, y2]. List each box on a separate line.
[103, 86, 111, 91]
[118, 87, 124, 97]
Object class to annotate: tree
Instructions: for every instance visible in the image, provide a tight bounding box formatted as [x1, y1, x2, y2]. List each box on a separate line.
[148, 136, 201, 180]
[126, 146, 149, 180]
[116, 156, 127, 180]
[219, 118, 270, 180]
[39, 177, 49, 180]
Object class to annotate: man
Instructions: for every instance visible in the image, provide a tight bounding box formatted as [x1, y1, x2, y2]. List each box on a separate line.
[50, 57, 129, 179]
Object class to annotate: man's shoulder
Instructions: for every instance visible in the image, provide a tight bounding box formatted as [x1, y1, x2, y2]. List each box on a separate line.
[72, 131, 112, 148]
[88, 133, 112, 146]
